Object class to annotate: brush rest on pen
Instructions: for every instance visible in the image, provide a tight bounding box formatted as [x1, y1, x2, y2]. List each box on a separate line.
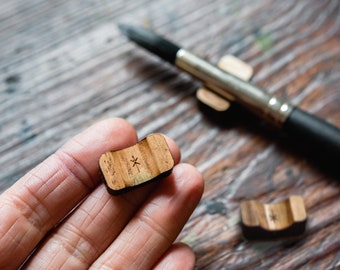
[196, 55, 254, 112]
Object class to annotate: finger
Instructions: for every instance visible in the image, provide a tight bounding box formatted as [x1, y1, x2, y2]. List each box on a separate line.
[162, 134, 181, 164]
[153, 243, 195, 270]
[24, 135, 181, 269]
[0, 118, 138, 269]
[91, 163, 204, 270]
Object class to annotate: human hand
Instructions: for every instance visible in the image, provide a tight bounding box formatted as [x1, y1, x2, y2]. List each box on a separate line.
[0, 118, 204, 269]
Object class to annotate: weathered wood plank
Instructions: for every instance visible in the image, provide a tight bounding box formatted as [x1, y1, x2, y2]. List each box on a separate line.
[0, 0, 339, 268]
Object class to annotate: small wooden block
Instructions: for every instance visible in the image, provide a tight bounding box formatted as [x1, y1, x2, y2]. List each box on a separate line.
[196, 88, 231, 112]
[99, 133, 174, 195]
[196, 55, 253, 112]
[240, 196, 307, 240]
[218, 55, 254, 81]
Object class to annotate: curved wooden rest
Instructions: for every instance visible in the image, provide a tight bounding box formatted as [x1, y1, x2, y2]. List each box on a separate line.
[240, 196, 307, 240]
[99, 133, 174, 195]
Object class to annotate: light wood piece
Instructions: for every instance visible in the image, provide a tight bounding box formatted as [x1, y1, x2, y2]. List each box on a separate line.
[240, 196, 307, 240]
[99, 133, 174, 195]
[196, 88, 231, 112]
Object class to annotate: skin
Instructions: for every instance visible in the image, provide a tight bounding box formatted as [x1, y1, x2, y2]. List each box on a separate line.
[0, 118, 204, 269]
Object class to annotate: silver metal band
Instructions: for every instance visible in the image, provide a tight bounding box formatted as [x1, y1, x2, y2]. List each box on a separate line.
[175, 49, 293, 126]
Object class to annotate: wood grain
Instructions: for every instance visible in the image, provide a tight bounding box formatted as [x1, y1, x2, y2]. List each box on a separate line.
[1, 0, 339, 269]
[99, 133, 174, 194]
[240, 196, 307, 240]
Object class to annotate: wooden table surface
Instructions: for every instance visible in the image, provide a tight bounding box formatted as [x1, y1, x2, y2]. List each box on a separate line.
[1, 0, 339, 269]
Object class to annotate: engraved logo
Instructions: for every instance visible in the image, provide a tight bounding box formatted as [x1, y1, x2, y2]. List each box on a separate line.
[130, 155, 141, 172]
[269, 211, 278, 223]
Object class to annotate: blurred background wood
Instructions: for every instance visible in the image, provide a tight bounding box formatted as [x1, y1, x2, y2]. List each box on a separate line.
[1, 0, 339, 269]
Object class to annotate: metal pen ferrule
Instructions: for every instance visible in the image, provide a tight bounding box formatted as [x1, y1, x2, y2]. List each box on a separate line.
[175, 49, 293, 127]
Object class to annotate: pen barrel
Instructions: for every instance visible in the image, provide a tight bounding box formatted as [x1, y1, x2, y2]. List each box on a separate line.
[283, 107, 340, 159]
[176, 49, 340, 160]
[175, 49, 292, 126]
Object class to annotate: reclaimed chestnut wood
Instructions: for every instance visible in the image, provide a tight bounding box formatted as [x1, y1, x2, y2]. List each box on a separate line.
[240, 195, 307, 240]
[99, 133, 174, 194]
[1, 0, 339, 269]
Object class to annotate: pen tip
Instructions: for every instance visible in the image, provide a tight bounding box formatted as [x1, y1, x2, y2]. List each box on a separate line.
[117, 23, 180, 64]
[117, 23, 130, 36]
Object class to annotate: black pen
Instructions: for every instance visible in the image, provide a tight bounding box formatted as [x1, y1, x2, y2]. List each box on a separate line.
[118, 24, 340, 163]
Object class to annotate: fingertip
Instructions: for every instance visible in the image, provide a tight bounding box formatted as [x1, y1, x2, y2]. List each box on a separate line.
[162, 134, 181, 165]
[96, 118, 138, 149]
[153, 242, 196, 270]
[172, 163, 204, 201]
